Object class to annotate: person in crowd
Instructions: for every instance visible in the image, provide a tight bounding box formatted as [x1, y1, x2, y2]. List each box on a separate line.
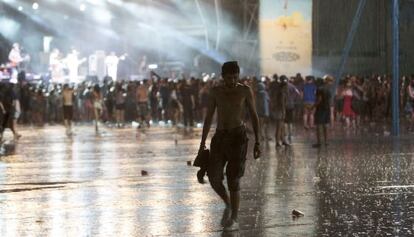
[190, 78, 201, 122]
[92, 84, 103, 132]
[62, 84, 74, 135]
[159, 79, 170, 122]
[115, 83, 126, 128]
[302, 76, 317, 129]
[199, 81, 210, 124]
[0, 82, 20, 140]
[104, 82, 115, 123]
[12, 85, 21, 138]
[179, 79, 195, 129]
[364, 75, 377, 124]
[350, 76, 363, 127]
[19, 84, 31, 124]
[199, 61, 261, 231]
[313, 78, 331, 148]
[149, 81, 160, 123]
[285, 76, 301, 143]
[342, 80, 356, 129]
[322, 75, 335, 127]
[255, 77, 270, 141]
[168, 81, 181, 126]
[269, 75, 288, 147]
[406, 76, 414, 131]
[34, 88, 45, 126]
[136, 80, 150, 128]
[47, 87, 58, 124]
[125, 82, 137, 122]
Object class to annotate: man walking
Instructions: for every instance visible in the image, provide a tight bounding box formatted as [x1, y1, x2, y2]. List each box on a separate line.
[199, 61, 261, 231]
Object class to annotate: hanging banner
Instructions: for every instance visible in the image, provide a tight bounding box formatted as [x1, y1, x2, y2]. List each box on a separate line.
[260, 0, 312, 76]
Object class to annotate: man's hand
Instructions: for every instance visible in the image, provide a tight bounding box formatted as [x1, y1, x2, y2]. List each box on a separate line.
[253, 142, 261, 159]
[199, 142, 206, 153]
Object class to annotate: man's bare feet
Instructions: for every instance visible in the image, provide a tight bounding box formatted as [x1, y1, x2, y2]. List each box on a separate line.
[224, 218, 239, 231]
[221, 206, 232, 227]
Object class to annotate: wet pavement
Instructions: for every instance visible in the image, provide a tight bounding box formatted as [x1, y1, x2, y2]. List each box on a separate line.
[0, 124, 414, 236]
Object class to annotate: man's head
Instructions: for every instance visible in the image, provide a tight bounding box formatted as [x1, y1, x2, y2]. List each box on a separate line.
[305, 76, 314, 83]
[315, 78, 325, 87]
[221, 61, 239, 88]
[280, 75, 288, 86]
[323, 75, 334, 85]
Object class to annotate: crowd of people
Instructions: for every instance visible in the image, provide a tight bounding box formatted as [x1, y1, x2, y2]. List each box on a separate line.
[0, 72, 414, 141]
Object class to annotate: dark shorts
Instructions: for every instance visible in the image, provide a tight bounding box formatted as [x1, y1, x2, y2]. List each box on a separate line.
[137, 102, 148, 117]
[116, 103, 125, 110]
[63, 106, 73, 120]
[1, 112, 12, 131]
[207, 125, 248, 191]
[315, 108, 330, 125]
[284, 108, 294, 123]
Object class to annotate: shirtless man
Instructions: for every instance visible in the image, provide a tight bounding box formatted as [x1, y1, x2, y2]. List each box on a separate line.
[62, 84, 74, 135]
[199, 61, 261, 231]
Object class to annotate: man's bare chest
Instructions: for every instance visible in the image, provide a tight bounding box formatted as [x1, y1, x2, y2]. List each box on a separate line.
[216, 90, 246, 107]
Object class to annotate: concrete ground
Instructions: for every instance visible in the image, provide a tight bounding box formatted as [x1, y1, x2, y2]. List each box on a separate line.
[0, 124, 413, 237]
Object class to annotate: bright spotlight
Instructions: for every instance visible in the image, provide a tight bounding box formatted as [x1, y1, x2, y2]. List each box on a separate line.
[148, 64, 158, 69]
[32, 2, 39, 10]
[80, 4, 86, 12]
[0, 17, 20, 38]
[92, 8, 112, 24]
[18, 6, 23, 11]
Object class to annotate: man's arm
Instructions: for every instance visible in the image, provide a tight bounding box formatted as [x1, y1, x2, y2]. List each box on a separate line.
[0, 102, 5, 114]
[245, 86, 259, 143]
[200, 88, 216, 149]
[246, 86, 261, 159]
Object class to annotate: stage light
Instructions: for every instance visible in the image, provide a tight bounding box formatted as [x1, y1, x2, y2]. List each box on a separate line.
[87, 0, 101, 5]
[0, 17, 21, 38]
[80, 4, 86, 12]
[92, 8, 112, 24]
[148, 64, 158, 69]
[32, 2, 39, 10]
[18, 6, 23, 11]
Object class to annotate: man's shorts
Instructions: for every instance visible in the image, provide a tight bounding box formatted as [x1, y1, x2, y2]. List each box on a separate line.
[63, 105, 73, 120]
[116, 103, 125, 110]
[315, 108, 330, 125]
[303, 102, 315, 114]
[284, 108, 294, 123]
[207, 125, 248, 191]
[137, 102, 149, 117]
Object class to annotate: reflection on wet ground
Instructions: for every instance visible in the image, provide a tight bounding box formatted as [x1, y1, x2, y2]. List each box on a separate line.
[0, 125, 413, 236]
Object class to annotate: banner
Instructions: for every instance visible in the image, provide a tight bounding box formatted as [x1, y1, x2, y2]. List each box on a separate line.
[260, 0, 312, 76]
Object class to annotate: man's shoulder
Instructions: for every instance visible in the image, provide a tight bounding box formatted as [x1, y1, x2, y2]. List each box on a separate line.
[237, 82, 249, 88]
[210, 85, 220, 92]
[236, 83, 251, 93]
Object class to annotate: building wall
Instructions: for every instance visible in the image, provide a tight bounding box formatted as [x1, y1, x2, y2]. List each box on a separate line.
[312, 0, 413, 77]
[400, 0, 414, 76]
